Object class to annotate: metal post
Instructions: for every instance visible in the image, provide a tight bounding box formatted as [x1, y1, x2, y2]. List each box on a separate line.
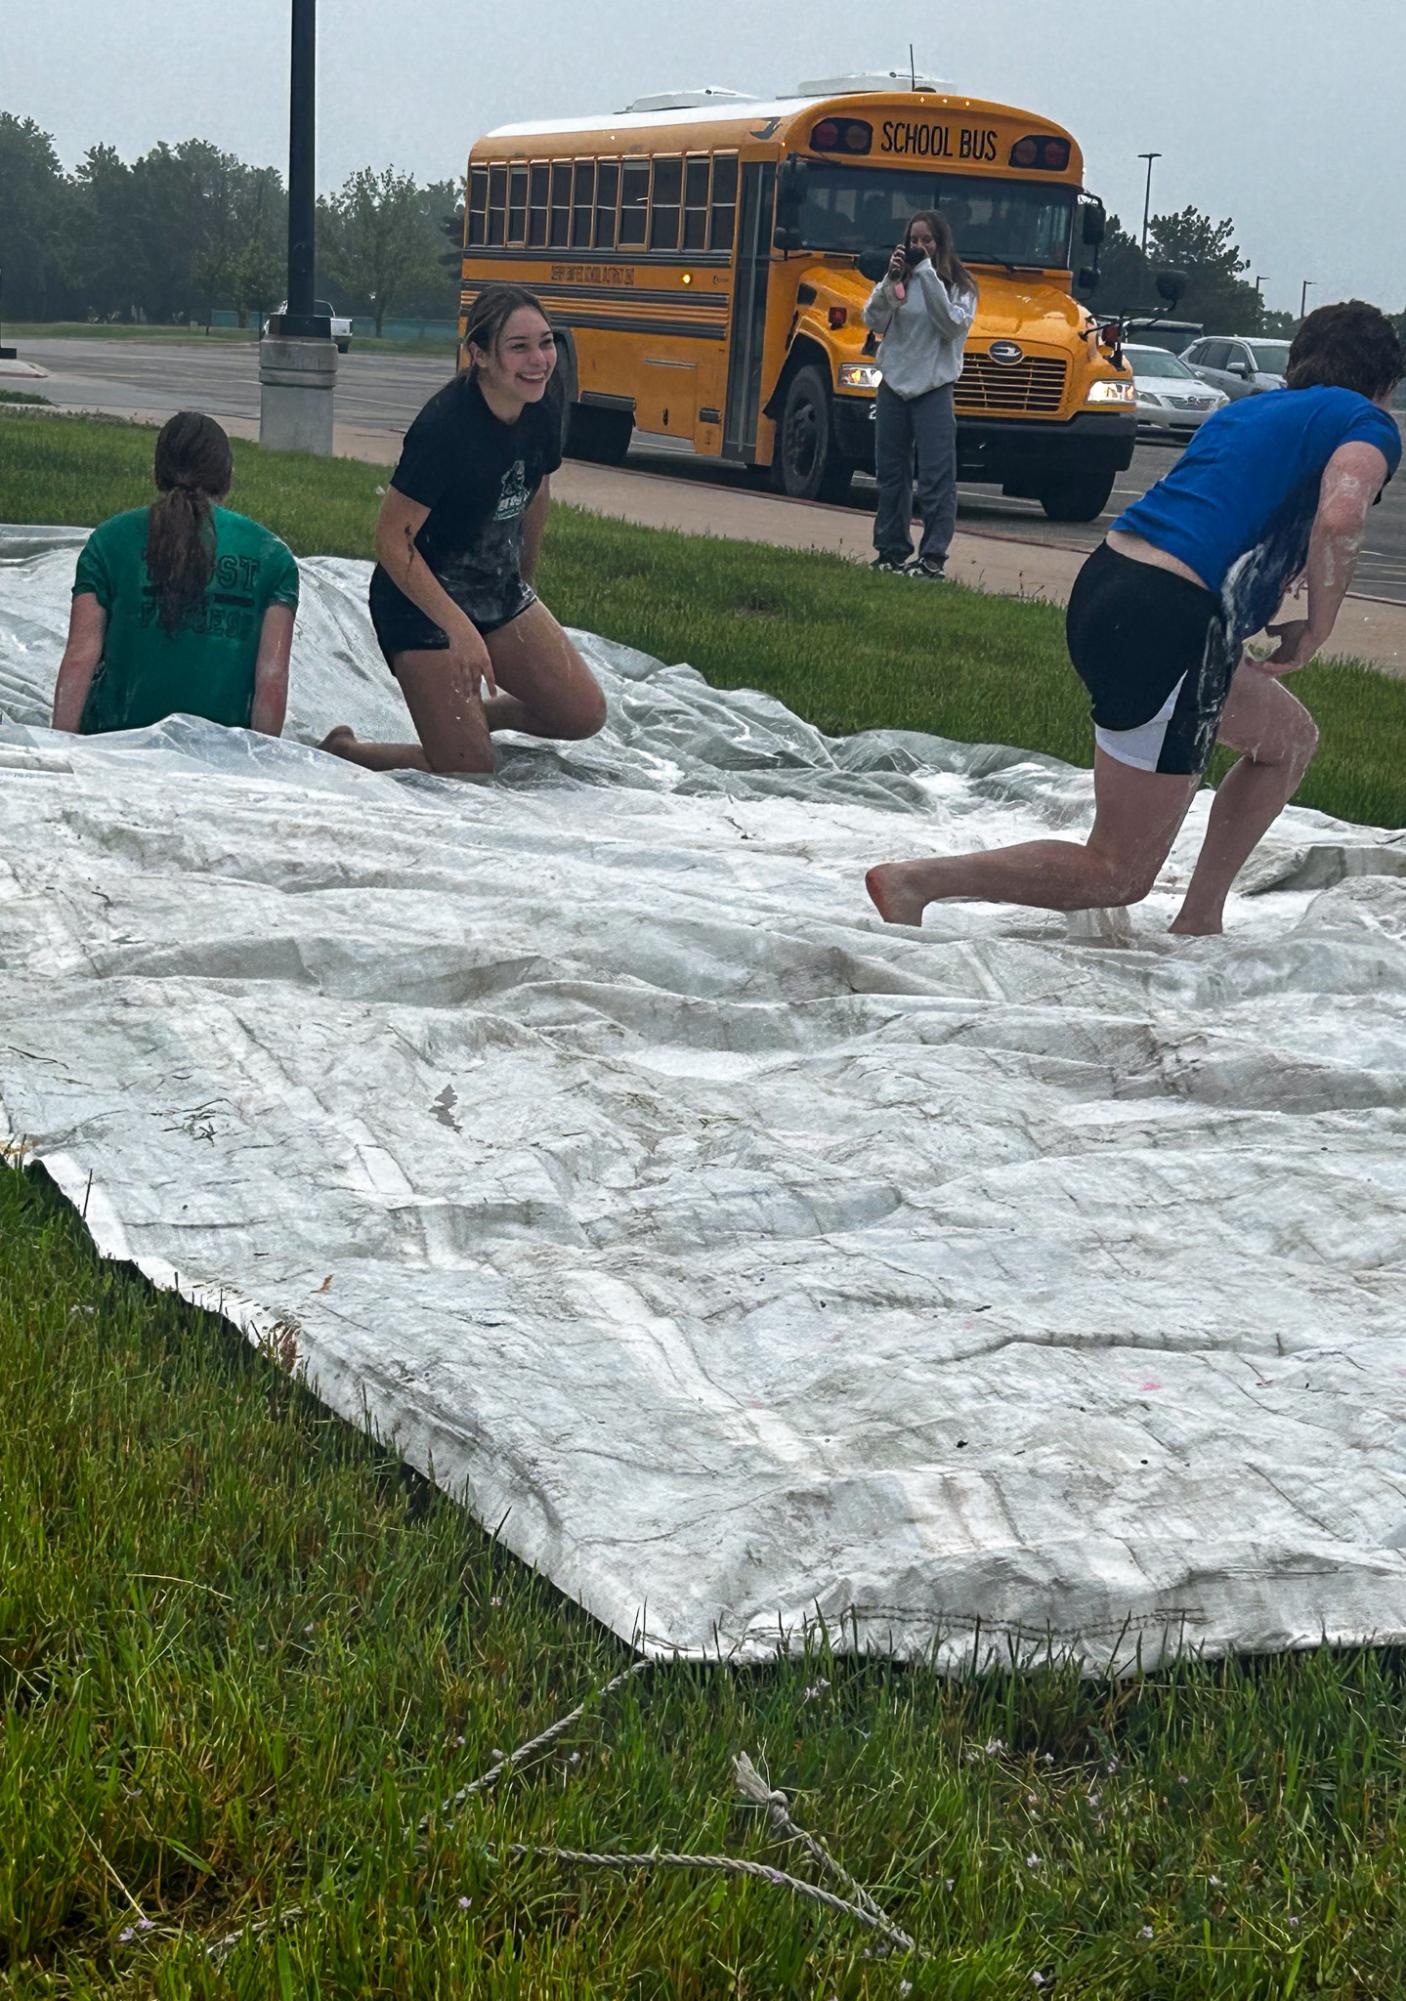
[281, 0, 327, 339]
[1138, 152, 1161, 255]
[1299, 278, 1315, 321]
[260, 0, 336, 451]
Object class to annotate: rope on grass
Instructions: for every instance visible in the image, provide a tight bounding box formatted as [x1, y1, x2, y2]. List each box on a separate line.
[419, 1656, 656, 1835]
[731, 1750, 915, 1952]
[493, 1841, 914, 1948]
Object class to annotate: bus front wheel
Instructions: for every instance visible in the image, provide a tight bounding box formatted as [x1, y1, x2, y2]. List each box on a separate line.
[776, 366, 852, 503]
[1037, 466, 1116, 522]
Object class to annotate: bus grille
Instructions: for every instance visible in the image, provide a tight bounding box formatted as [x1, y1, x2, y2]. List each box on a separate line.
[957, 353, 1068, 414]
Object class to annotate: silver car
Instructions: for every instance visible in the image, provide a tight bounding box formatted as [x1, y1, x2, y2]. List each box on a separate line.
[1124, 343, 1227, 440]
[1181, 336, 1291, 400]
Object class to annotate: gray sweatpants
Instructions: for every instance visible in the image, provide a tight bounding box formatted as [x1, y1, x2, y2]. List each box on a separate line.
[872, 380, 958, 566]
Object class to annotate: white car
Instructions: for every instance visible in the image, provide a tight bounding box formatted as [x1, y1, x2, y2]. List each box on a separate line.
[1180, 336, 1290, 400]
[1124, 343, 1227, 440]
[262, 299, 353, 354]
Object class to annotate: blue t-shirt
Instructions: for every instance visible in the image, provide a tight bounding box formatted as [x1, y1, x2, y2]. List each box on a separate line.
[1113, 386, 1401, 641]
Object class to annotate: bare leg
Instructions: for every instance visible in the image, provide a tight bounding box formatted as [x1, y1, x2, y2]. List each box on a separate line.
[321, 603, 606, 775]
[1169, 665, 1319, 936]
[481, 600, 608, 742]
[866, 748, 1199, 925]
[320, 648, 494, 775]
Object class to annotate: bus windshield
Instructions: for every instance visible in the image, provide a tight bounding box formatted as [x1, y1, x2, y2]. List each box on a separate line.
[791, 162, 1076, 271]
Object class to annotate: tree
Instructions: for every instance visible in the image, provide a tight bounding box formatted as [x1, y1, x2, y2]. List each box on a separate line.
[0, 113, 81, 319]
[72, 143, 142, 320]
[229, 166, 287, 326]
[322, 165, 427, 334]
[1146, 206, 1262, 332]
[1089, 213, 1151, 315]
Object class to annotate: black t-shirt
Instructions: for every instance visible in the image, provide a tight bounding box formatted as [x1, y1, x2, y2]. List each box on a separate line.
[377, 373, 563, 598]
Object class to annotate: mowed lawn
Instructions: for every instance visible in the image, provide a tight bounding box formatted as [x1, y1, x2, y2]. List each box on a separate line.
[4, 413, 1406, 1997]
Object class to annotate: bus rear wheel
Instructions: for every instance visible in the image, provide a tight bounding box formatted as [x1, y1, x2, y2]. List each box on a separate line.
[776, 366, 852, 503]
[1037, 466, 1116, 522]
[566, 404, 634, 466]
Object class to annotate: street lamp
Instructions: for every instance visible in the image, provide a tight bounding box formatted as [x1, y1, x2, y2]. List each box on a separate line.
[1138, 151, 1161, 254]
[1299, 278, 1316, 320]
[1253, 275, 1267, 294]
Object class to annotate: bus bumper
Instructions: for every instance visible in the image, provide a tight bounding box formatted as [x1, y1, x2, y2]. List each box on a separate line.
[833, 397, 1136, 486]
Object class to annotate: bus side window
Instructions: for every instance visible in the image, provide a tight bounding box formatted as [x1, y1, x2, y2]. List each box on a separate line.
[572, 161, 596, 248]
[508, 164, 528, 247]
[650, 157, 682, 251]
[528, 163, 549, 249]
[683, 155, 709, 251]
[595, 160, 620, 249]
[709, 155, 738, 253]
[620, 159, 649, 247]
[549, 162, 571, 248]
[467, 166, 489, 248]
[487, 164, 508, 247]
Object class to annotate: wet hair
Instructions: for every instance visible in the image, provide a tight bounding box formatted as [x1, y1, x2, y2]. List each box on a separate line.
[145, 412, 232, 635]
[1286, 301, 1402, 402]
[906, 211, 976, 300]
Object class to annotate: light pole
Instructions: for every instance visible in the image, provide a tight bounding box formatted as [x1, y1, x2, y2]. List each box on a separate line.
[1138, 152, 1161, 255]
[1253, 275, 1267, 294]
[260, 0, 337, 453]
[1299, 278, 1315, 321]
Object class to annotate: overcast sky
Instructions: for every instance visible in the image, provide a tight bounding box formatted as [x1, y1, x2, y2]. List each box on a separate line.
[9, 0, 1404, 317]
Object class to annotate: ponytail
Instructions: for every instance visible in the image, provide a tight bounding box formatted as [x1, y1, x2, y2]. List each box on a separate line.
[145, 412, 232, 635]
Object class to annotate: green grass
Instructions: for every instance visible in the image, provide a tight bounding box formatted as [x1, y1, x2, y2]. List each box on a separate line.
[5, 409, 1406, 828]
[7, 413, 1406, 1991]
[6, 321, 456, 361]
[8, 1163, 1406, 1997]
[0, 389, 50, 406]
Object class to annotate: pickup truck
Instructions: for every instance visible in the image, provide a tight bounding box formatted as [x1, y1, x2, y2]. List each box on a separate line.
[262, 299, 353, 353]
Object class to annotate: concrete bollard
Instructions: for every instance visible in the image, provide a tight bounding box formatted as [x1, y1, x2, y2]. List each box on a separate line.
[259, 336, 338, 455]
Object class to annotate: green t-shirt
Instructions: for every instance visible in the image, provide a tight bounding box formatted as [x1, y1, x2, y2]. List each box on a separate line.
[72, 505, 300, 734]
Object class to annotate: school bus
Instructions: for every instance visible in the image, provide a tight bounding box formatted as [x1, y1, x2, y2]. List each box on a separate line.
[461, 76, 1135, 520]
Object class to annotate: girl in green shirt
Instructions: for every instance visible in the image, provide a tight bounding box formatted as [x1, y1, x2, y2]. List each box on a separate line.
[52, 412, 299, 737]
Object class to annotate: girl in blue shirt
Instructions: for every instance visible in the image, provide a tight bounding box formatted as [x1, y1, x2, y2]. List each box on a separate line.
[867, 301, 1402, 936]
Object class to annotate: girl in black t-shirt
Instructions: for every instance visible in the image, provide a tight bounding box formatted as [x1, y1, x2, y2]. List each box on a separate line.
[321, 285, 606, 775]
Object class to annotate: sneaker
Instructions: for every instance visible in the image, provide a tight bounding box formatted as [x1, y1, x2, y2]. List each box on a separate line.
[870, 554, 910, 573]
[903, 557, 948, 580]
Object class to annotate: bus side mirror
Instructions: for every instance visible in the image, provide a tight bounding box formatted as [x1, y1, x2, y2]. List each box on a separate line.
[857, 249, 890, 283]
[1156, 269, 1187, 307]
[1077, 266, 1101, 294]
[1081, 200, 1106, 247]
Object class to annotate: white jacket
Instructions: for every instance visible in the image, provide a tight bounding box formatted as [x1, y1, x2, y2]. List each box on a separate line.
[862, 260, 977, 399]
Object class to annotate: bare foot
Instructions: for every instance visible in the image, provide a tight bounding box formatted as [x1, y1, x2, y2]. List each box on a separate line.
[865, 863, 927, 927]
[1168, 913, 1224, 937]
[319, 725, 357, 758]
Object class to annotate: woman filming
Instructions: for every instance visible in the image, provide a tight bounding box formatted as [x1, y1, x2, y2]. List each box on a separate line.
[52, 411, 297, 738]
[862, 211, 977, 578]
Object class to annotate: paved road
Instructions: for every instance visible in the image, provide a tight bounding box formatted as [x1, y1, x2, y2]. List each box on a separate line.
[19, 337, 1406, 604]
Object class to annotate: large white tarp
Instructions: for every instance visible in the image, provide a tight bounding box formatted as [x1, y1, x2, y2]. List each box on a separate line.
[6, 523, 1406, 1669]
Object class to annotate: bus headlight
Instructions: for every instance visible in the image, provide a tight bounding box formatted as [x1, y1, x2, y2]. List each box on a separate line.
[838, 362, 882, 390]
[1085, 379, 1137, 404]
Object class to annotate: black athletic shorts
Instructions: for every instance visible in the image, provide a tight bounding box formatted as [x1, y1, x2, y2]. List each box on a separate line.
[368, 563, 536, 673]
[1065, 542, 1237, 776]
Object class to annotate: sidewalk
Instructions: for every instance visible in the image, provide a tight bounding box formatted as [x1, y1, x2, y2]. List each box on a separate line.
[19, 397, 1406, 676]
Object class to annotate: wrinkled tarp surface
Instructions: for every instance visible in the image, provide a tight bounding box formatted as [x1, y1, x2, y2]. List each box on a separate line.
[5, 523, 1406, 1668]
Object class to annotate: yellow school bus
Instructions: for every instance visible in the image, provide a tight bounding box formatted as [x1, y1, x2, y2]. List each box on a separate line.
[461, 75, 1135, 520]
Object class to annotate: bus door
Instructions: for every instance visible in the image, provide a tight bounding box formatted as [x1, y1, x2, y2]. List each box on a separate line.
[723, 162, 776, 461]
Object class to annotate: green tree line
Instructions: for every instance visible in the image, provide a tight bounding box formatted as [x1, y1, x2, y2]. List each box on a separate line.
[0, 112, 462, 331]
